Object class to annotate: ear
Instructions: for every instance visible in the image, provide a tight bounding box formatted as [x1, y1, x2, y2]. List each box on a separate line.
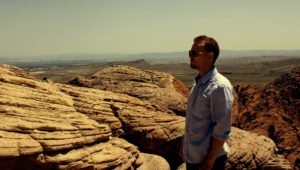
[208, 52, 214, 61]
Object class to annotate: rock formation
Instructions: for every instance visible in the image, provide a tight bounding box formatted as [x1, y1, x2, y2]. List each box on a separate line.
[233, 67, 300, 169]
[227, 128, 291, 169]
[68, 65, 188, 116]
[67, 76, 93, 88]
[0, 64, 183, 169]
[0, 64, 36, 80]
[0, 64, 294, 169]
[56, 83, 185, 161]
[137, 153, 170, 170]
[0, 71, 141, 170]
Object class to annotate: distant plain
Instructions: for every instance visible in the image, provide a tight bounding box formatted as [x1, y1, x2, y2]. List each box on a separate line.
[13, 55, 300, 88]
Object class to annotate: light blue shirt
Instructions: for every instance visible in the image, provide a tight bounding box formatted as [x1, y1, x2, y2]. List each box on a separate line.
[182, 67, 234, 164]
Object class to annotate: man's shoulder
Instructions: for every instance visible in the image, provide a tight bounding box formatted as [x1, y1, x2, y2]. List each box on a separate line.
[211, 72, 232, 89]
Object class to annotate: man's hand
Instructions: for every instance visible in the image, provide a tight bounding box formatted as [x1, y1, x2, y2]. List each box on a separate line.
[179, 140, 183, 159]
[202, 137, 225, 169]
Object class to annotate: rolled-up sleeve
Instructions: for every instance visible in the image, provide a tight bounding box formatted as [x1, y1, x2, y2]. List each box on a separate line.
[210, 85, 233, 140]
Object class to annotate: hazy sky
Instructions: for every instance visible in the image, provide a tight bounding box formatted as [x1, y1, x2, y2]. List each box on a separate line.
[0, 0, 300, 57]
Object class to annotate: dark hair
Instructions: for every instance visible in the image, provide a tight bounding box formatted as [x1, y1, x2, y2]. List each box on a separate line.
[194, 35, 220, 63]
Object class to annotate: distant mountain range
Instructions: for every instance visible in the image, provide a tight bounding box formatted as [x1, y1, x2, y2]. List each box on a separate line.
[1, 50, 300, 65]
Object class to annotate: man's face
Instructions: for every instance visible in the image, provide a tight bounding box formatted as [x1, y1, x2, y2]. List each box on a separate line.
[189, 42, 211, 70]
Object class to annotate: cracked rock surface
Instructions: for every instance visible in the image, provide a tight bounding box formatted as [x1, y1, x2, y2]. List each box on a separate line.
[68, 65, 188, 116]
[233, 67, 300, 169]
[0, 64, 183, 169]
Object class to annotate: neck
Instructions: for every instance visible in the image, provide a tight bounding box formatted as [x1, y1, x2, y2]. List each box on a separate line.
[198, 65, 214, 77]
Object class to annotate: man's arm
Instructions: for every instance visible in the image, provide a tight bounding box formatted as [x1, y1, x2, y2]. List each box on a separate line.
[201, 137, 225, 169]
[202, 85, 233, 169]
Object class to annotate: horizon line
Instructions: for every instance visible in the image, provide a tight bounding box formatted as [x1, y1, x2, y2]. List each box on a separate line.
[2, 49, 300, 58]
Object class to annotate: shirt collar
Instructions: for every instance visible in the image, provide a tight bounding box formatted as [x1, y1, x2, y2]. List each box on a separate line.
[195, 67, 218, 85]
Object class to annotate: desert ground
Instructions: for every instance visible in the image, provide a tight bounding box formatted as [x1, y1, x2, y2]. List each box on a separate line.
[24, 56, 300, 88]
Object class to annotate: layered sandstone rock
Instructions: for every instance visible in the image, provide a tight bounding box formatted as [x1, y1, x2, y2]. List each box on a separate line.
[37, 137, 142, 170]
[68, 65, 188, 116]
[227, 128, 291, 170]
[57, 83, 185, 151]
[0, 64, 36, 80]
[0, 64, 185, 169]
[137, 153, 170, 170]
[0, 66, 141, 169]
[0, 137, 143, 170]
[233, 67, 300, 169]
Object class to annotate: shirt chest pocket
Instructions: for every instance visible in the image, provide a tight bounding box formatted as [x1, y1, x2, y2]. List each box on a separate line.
[192, 93, 211, 120]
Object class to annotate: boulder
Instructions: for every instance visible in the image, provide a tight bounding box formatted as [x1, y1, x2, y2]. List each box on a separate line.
[233, 67, 300, 169]
[0, 66, 142, 169]
[57, 83, 185, 167]
[67, 76, 93, 88]
[0, 137, 143, 170]
[227, 128, 291, 169]
[137, 153, 170, 170]
[68, 65, 188, 116]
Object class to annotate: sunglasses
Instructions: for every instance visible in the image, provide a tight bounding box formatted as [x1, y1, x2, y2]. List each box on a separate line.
[189, 50, 205, 58]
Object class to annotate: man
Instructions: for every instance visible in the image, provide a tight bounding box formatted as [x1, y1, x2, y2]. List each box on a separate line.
[182, 35, 234, 170]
